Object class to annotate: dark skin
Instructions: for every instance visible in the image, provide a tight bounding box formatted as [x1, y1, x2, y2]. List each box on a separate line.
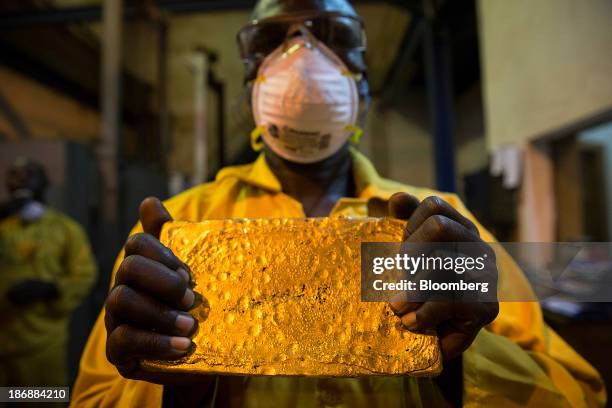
[1, 160, 48, 221]
[265, 143, 355, 216]
[104, 0, 499, 405]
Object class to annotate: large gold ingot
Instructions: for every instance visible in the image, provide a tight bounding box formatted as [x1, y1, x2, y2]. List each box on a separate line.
[143, 218, 441, 377]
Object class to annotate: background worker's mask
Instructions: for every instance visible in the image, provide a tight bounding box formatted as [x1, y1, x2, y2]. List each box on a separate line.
[19, 200, 46, 223]
[251, 33, 360, 164]
[9, 188, 46, 223]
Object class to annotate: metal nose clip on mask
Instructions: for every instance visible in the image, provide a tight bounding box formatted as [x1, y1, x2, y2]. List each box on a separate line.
[251, 29, 361, 164]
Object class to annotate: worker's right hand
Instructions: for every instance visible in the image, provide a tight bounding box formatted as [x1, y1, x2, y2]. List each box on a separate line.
[104, 197, 207, 386]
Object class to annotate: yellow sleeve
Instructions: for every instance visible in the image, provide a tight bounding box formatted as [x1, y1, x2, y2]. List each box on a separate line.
[444, 194, 606, 407]
[71, 242, 165, 408]
[52, 218, 97, 313]
[71, 185, 220, 407]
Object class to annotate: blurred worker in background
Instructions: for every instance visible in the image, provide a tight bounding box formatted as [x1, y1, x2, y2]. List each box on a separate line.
[0, 157, 97, 388]
[72, 0, 606, 407]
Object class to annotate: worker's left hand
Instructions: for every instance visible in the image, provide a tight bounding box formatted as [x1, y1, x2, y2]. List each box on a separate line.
[386, 192, 499, 361]
[6, 279, 59, 306]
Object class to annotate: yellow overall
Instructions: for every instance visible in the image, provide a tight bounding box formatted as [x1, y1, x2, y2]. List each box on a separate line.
[0, 209, 96, 387]
[72, 150, 605, 407]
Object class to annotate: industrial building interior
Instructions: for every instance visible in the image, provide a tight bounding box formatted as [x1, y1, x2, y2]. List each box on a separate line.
[0, 0, 611, 400]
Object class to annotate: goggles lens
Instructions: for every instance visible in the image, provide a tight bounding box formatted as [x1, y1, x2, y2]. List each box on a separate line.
[237, 12, 366, 63]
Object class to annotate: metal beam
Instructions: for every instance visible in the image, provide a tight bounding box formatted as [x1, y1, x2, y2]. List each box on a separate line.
[209, 73, 226, 171]
[0, 24, 155, 127]
[0, 0, 419, 28]
[156, 0, 255, 13]
[0, 40, 99, 108]
[0, 2, 250, 28]
[190, 50, 209, 186]
[378, 14, 424, 98]
[0, 6, 105, 28]
[423, 0, 457, 193]
[0, 89, 32, 139]
[97, 0, 122, 224]
[157, 19, 170, 170]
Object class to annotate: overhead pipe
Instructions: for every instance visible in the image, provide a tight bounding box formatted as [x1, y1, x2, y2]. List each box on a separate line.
[97, 0, 122, 224]
[0, 0, 419, 29]
[423, 0, 457, 193]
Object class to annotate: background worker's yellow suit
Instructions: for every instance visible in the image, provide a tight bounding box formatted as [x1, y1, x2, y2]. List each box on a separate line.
[72, 149, 605, 407]
[0, 209, 97, 387]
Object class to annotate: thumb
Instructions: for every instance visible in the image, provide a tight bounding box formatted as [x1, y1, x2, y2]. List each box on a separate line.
[388, 192, 420, 220]
[139, 197, 172, 239]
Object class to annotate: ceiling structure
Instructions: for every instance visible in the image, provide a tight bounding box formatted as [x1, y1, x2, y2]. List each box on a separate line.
[0, 0, 481, 177]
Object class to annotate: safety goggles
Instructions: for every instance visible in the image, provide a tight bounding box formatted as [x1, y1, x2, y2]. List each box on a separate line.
[237, 11, 367, 63]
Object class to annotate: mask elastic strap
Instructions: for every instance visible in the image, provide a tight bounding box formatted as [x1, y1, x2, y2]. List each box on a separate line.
[250, 126, 265, 152]
[345, 124, 363, 145]
[245, 76, 266, 88]
[342, 71, 363, 81]
[342, 71, 363, 145]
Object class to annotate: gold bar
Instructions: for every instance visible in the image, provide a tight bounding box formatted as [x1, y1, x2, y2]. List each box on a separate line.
[143, 218, 441, 377]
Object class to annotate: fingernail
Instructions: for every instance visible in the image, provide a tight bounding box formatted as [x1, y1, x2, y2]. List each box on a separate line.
[401, 312, 418, 330]
[177, 267, 190, 283]
[182, 289, 195, 309]
[389, 302, 403, 316]
[175, 313, 196, 336]
[188, 292, 204, 309]
[170, 336, 192, 352]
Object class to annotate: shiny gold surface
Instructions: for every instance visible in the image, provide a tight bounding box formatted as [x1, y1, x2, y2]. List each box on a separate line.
[143, 218, 441, 377]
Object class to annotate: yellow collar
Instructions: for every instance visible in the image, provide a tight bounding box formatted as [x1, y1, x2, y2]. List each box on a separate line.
[217, 152, 283, 192]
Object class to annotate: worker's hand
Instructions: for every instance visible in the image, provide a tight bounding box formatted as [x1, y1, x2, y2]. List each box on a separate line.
[6, 280, 59, 306]
[105, 197, 211, 389]
[386, 192, 499, 361]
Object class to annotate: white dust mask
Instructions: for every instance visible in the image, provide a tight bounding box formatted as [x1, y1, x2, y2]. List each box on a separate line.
[251, 35, 360, 164]
[20, 201, 46, 223]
